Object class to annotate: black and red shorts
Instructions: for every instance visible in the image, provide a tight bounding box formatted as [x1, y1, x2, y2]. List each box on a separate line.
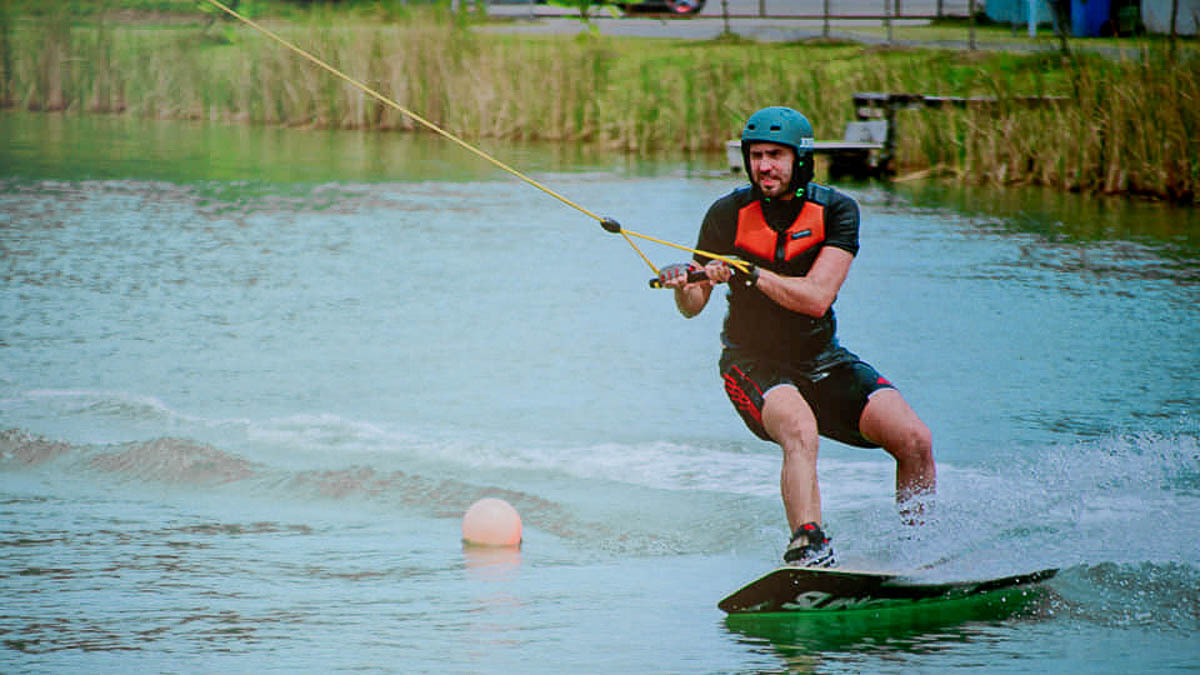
[719, 347, 896, 449]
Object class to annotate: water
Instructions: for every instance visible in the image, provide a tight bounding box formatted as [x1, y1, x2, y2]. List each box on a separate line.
[1, 111, 1198, 672]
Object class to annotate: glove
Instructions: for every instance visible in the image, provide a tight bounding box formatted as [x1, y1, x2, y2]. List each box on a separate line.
[730, 261, 759, 288]
[656, 261, 703, 287]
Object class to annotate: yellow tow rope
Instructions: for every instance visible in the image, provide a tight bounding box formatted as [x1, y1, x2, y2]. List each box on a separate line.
[199, 0, 750, 279]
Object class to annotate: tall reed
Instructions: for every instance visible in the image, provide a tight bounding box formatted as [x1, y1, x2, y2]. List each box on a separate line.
[0, 1, 11, 108]
[4, 9, 1197, 202]
[897, 51, 1199, 201]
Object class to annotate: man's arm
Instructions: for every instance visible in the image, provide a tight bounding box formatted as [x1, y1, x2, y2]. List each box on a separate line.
[754, 247, 854, 318]
[663, 270, 714, 318]
[667, 195, 733, 318]
[709, 246, 854, 318]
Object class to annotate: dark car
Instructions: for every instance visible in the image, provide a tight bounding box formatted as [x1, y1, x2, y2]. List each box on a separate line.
[621, 0, 706, 14]
[492, 0, 706, 17]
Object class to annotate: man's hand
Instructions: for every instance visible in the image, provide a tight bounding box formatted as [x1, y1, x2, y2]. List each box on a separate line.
[705, 259, 758, 287]
[656, 261, 714, 318]
[704, 259, 733, 285]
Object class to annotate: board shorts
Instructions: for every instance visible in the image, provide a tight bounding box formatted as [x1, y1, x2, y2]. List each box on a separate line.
[718, 347, 896, 449]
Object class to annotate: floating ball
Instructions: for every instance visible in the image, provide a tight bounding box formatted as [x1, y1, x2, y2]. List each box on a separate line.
[461, 497, 522, 548]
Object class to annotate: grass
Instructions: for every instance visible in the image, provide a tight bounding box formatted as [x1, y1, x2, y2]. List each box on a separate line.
[0, 2, 1196, 202]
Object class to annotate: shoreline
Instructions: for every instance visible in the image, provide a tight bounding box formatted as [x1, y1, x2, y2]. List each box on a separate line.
[1, 7, 1196, 204]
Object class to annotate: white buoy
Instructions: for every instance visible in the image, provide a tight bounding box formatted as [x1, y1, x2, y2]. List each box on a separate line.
[461, 497, 522, 548]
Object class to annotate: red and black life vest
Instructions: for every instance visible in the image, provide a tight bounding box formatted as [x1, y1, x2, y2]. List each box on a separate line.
[729, 183, 835, 272]
[733, 198, 825, 266]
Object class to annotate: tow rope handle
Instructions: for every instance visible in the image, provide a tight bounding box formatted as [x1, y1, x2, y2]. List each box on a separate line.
[648, 269, 713, 289]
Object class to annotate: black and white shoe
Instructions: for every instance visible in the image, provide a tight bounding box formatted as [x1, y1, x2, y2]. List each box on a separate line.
[783, 522, 837, 568]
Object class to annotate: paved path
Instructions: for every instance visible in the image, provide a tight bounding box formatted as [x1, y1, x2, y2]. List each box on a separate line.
[481, 0, 1011, 47]
[487, 0, 975, 20]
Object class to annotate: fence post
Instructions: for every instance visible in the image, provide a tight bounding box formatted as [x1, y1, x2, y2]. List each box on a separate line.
[823, 0, 831, 37]
[1169, 0, 1179, 53]
[885, 100, 898, 176]
[885, 0, 893, 44]
[969, 0, 977, 50]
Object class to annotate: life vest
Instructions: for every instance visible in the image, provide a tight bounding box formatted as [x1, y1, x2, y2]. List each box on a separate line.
[719, 184, 840, 362]
[732, 184, 832, 265]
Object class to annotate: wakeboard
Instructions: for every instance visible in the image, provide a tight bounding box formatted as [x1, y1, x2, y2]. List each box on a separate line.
[718, 566, 1058, 614]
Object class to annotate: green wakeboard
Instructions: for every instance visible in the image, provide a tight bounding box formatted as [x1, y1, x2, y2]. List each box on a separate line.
[719, 566, 1058, 614]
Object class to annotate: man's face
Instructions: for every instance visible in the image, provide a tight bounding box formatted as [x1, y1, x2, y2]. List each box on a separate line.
[747, 142, 795, 199]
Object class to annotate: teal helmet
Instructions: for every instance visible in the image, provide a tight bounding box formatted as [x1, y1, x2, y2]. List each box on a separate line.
[741, 106, 815, 194]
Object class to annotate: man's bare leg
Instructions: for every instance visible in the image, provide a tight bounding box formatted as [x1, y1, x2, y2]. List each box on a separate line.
[859, 389, 935, 521]
[762, 385, 822, 531]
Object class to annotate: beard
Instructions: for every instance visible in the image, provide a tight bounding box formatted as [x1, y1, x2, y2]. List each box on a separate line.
[754, 170, 793, 199]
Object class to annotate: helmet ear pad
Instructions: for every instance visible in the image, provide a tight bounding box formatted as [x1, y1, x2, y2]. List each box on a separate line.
[794, 151, 815, 191]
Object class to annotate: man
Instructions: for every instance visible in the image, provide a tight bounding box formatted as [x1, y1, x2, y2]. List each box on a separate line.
[660, 106, 936, 567]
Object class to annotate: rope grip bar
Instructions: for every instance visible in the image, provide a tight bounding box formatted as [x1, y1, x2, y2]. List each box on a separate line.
[648, 269, 714, 289]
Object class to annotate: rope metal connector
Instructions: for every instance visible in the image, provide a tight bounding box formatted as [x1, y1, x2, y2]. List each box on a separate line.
[600, 218, 622, 234]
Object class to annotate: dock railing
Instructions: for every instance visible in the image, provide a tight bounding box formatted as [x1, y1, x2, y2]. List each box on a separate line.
[727, 91, 1069, 179]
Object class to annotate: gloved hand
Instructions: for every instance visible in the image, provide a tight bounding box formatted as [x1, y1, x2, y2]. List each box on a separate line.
[729, 260, 759, 288]
[651, 261, 705, 289]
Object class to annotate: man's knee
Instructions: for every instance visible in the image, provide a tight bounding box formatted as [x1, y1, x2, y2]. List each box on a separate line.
[775, 410, 819, 440]
[862, 391, 932, 464]
[890, 420, 932, 465]
[776, 419, 820, 460]
[762, 390, 819, 452]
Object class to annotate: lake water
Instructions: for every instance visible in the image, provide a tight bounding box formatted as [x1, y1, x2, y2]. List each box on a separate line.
[1, 111, 1197, 672]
